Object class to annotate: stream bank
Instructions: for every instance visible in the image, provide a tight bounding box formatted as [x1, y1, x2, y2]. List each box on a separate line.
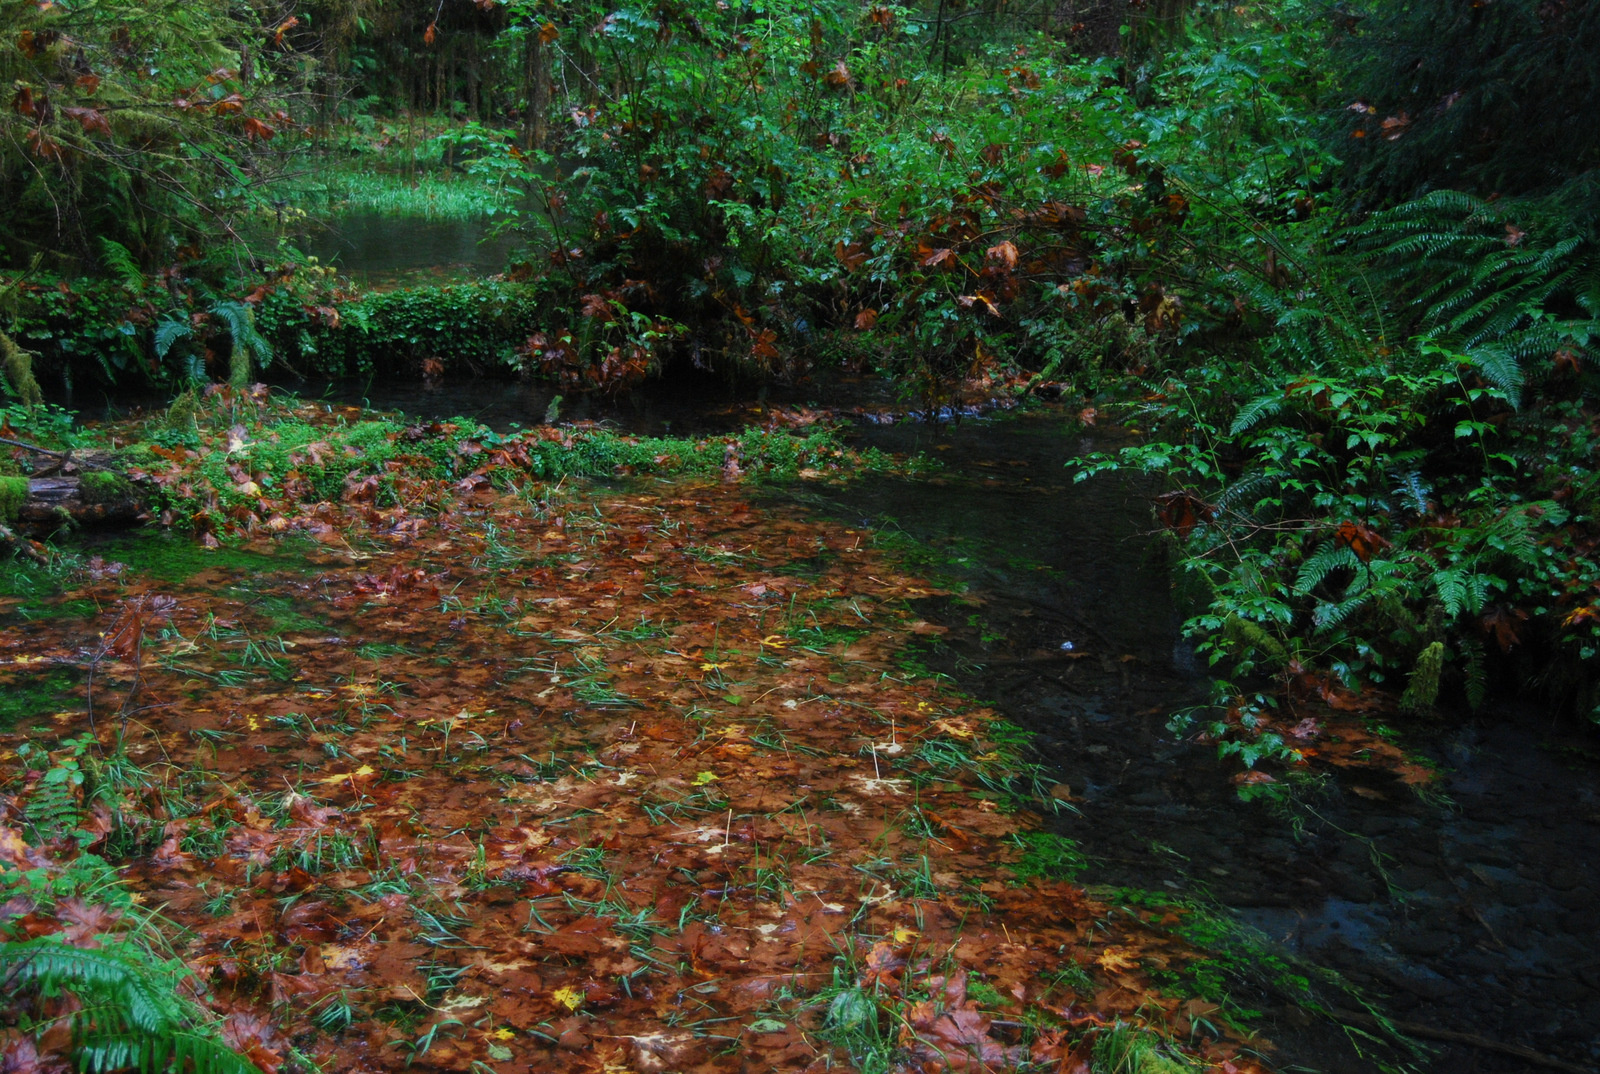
[773, 405, 1600, 1074]
[286, 376, 1600, 1071]
[42, 377, 1600, 1073]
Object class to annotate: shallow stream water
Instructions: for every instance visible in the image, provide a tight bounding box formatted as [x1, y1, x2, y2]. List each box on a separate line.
[289, 212, 521, 288]
[244, 378, 1600, 1073]
[786, 409, 1600, 1074]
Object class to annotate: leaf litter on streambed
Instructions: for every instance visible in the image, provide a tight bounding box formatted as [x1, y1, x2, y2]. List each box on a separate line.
[1, 469, 1275, 1074]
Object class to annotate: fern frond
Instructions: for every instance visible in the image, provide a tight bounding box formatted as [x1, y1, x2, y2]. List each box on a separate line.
[1460, 342, 1524, 400]
[1312, 590, 1372, 631]
[0, 938, 256, 1074]
[73, 1029, 258, 1074]
[153, 317, 192, 360]
[1484, 510, 1539, 566]
[1214, 469, 1280, 517]
[210, 300, 272, 386]
[1433, 567, 1490, 618]
[1229, 393, 1285, 435]
[96, 239, 145, 293]
[1295, 540, 1359, 596]
[1392, 470, 1432, 516]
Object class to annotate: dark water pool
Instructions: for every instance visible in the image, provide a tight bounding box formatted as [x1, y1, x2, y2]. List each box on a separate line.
[781, 408, 1600, 1074]
[287, 212, 522, 287]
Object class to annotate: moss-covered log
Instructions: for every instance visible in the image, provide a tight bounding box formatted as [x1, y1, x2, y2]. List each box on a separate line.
[0, 452, 150, 535]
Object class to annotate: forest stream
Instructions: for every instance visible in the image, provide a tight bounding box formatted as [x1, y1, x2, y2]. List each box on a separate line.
[8, 375, 1599, 1074]
[289, 380, 1600, 1074]
[8, 3, 1600, 1073]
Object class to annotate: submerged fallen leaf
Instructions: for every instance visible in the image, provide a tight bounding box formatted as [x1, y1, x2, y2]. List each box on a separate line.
[1095, 947, 1139, 972]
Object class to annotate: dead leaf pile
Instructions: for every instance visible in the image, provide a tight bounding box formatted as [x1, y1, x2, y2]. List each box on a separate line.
[2, 453, 1269, 1072]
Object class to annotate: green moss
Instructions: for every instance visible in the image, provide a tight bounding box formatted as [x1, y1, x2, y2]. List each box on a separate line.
[1009, 831, 1091, 881]
[0, 669, 80, 730]
[165, 391, 200, 432]
[89, 532, 309, 583]
[79, 471, 132, 504]
[225, 590, 328, 634]
[1400, 640, 1444, 713]
[0, 330, 43, 407]
[0, 475, 25, 522]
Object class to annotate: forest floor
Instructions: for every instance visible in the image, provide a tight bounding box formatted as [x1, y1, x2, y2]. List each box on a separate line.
[0, 392, 1270, 1074]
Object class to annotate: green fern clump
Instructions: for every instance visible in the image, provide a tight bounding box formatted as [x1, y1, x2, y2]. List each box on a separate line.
[153, 301, 275, 386]
[15, 738, 88, 845]
[1358, 188, 1598, 398]
[0, 937, 258, 1074]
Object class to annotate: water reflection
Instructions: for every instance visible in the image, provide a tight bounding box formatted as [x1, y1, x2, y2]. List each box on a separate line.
[288, 212, 522, 287]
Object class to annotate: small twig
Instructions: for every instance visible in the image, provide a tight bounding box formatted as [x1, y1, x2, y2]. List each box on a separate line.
[981, 652, 1095, 670]
[0, 521, 48, 564]
[0, 435, 116, 471]
[0, 435, 70, 458]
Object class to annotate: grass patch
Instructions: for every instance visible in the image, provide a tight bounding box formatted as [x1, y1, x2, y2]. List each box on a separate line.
[278, 164, 514, 221]
[0, 556, 95, 620]
[1008, 831, 1091, 881]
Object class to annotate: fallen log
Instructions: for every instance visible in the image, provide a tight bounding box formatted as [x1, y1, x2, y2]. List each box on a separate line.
[1, 446, 151, 536]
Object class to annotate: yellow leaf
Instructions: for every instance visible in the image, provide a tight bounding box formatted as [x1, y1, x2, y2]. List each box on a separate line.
[700, 662, 725, 672]
[691, 771, 719, 786]
[552, 986, 585, 1011]
[1095, 947, 1139, 973]
[759, 635, 787, 648]
[312, 765, 375, 785]
[320, 943, 367, 971]
[491, 1028, 515, 1041]
[892, 927, 919, 944]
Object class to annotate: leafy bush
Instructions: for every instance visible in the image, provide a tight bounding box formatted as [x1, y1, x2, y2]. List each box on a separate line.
[1082, 271, 1600, 722]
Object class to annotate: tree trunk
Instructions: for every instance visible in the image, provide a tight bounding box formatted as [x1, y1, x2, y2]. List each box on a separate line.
[525, 28, 549, 150]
